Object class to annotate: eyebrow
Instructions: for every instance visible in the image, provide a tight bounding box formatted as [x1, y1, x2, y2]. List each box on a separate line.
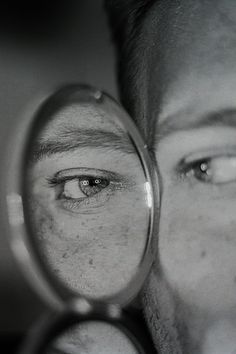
[156, 108, 236, 142]
[30, 127, 136, 162]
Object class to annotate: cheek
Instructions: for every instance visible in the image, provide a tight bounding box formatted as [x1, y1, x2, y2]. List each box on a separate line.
[158, 185, 236, 314]
[27, 189, 149, 297]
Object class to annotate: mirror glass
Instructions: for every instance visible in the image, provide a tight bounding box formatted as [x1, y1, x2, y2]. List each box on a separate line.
[45, 321, 139, 354]
[23, 86, 154, 301]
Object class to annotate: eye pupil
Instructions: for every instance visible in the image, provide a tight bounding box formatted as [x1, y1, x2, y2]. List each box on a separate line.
[185, 160, 211, 182]
[81, 180, 89, 186]
[188, 160, 213, 182]
[80, 178, 103, 187]
[79, 177, 109, 197]
[200, 162, 208, 173]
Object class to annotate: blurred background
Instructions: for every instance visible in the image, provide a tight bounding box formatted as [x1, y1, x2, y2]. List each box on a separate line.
[0, 1, 117, 351]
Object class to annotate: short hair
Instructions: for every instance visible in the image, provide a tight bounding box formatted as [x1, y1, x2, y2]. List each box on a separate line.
[105, 0, 156, 134]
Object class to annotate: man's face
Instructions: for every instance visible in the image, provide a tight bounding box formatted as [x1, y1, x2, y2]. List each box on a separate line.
[142, 0, 236, 351]
[27, 100, 149, 299]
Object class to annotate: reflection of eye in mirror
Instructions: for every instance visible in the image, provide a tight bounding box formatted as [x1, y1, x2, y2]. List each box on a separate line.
[20, 85, 158, 304]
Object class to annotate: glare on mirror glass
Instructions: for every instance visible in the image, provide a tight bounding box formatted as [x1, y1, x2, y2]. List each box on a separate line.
[25, 90, 150, 299]
[45, 321, 138, 354]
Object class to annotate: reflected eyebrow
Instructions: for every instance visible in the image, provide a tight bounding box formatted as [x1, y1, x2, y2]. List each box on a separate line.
[31, 127, 136, 162]
[156, 108, 236, 142]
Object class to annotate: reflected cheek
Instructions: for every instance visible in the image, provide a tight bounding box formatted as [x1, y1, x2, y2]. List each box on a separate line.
[27, 189, 148, 295]
[158, 190, 236, 313]
[29, 195, 78, 242]
[28, 193, 86, 275]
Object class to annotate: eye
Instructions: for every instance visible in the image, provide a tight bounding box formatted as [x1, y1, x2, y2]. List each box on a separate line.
[184, 156, 236, 184]
[62, 177, 110, 199]
[47, 169, 126, 213]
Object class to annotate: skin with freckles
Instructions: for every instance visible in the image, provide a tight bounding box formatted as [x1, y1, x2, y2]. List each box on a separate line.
[130, 0, 236, 353]
[26, 100, 149, 299]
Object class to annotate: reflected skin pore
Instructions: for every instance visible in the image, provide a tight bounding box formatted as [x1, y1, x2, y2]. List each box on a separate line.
[27, 102, 149, 298]
[136, 0, 236, 353]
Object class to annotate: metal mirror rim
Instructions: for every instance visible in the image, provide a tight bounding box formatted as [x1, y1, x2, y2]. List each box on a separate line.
[4, 84, 160, 309]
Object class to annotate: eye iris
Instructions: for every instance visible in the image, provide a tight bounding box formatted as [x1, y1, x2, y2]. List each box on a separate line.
[190, 160, 212, 181]
[200, 162, 208, 172]
[79, 177, 109, 197]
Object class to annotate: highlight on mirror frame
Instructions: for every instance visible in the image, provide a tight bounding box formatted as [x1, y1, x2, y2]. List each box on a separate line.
[23, 85, 154, 301]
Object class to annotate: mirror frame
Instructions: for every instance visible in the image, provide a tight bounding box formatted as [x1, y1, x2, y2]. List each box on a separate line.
[4, 84, 160, 309]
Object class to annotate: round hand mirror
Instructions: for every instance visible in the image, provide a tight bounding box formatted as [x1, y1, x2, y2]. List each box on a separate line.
[6, 84, 159, 308]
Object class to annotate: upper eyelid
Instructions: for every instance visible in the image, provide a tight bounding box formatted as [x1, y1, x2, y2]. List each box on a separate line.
[180, 144, 234, 167]
[179, 153, 236, 170]
[55, 168, 124, 181]
[47, 175, 109, 186]
[46, 168, 135, 190]
[183, 153, 236, 166]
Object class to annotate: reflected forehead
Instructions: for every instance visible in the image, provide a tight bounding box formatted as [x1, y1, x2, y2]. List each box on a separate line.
[31, 102, 136, 161]
[40, 103, 122, 140]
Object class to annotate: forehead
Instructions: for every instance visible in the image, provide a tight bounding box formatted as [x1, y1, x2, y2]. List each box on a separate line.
[142, 0, 236, 128]
[38, 101, 123, 141]
[30, 98, 137, 161]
